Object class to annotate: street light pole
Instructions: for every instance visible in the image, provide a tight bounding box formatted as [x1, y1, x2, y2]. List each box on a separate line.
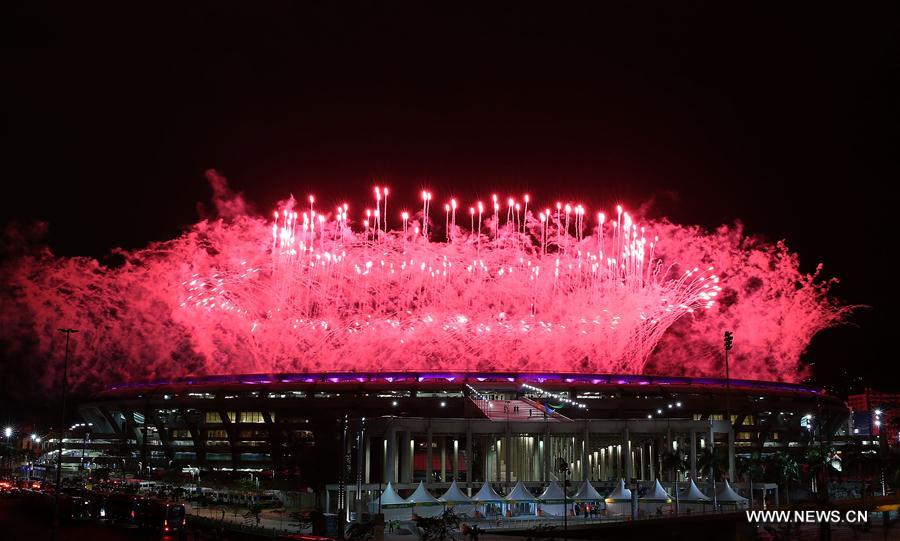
[53, 328, 78, 541]
[556, 457, 570, 541]
[723, 331, 733, 425]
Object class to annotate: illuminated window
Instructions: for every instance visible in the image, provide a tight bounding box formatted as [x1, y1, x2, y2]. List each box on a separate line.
[240, 411, 265, 423]
[206, 429, 228, 439]
[205, 412, 222, 424]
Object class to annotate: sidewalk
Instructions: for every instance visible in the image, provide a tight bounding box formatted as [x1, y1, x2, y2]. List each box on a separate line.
[187, 502, 302, 534]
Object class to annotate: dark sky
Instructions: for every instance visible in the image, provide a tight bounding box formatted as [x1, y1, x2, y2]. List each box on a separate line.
[2, 3, 898, 401]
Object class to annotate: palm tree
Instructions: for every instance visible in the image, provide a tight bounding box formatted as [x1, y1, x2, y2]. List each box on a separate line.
[802, 446, 836, 498]
[697, 446, 726, 481]
[736, 453, 765, 484]
[772, 454, 799, 506]
[660, 448, 688, 482]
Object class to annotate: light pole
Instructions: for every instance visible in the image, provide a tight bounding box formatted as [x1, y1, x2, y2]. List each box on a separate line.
[555, 457, 570, 541]
[3, 426, 12, 474]
[53, 327, 78, 541]
[723, 331, 733, 425]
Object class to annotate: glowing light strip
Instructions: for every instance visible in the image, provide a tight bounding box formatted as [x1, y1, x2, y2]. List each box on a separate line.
[521, 383, 588, 409]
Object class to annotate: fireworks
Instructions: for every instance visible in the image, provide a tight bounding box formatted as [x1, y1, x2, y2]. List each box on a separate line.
[0, 172, 849, 391]
[181, 188, 720, 374]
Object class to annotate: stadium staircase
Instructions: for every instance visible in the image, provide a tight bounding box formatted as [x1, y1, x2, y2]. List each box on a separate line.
[470, 397, 570, 422]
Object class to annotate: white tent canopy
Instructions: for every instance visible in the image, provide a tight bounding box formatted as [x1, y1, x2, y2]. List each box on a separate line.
[640, 480, 672, 502]
[572, 480, 604, 501]
[407, 481, 442, 518]
[716, 480, 749, 504]
[605, 479, 632, 502]
[406, 481, 440, 505]
[472, 481, 504, 502]
[373, 482, 411, 521]
[538, 480, 573, 517]
[680, 478, 711, 502]
[438, 480, 471, 503]
[379, 482, 407, 507]
[605, 479, 633, 516]
[505, 480, 536, 502]
[538, 481, 566, 502]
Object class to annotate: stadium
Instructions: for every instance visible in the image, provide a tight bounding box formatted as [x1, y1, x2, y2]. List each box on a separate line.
[65, 370, 849, 517]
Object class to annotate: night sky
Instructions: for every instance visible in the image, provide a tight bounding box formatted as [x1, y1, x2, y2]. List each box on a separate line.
[2, 2, 898, 415]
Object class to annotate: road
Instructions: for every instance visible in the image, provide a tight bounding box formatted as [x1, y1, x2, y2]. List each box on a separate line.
[0, 494, 271, 541]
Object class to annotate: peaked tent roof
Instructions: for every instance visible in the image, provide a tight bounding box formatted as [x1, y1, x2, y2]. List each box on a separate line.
[406, 481, 440, 505]
[379, 482, 408, 507]
[538, 481, 566, 501]
[680, 479, 711, 502]
[505, 480, 536, 501]
[716, 480, 748, 503]
[640, 480, 672, 502]
[438, 480, 471, 503]
[472, 481, 504, 502]
[572, 480, 604, 501]
[605, 479, 632, 502]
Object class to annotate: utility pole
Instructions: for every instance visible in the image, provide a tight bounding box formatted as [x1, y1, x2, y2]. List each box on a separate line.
[723, 331, 733, 424]
[53, 328, 78, 541]
[556, 457, 570, 541]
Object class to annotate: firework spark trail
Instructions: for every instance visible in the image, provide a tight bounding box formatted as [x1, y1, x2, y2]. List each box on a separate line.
[179, 190, 721, 375]
[0, 172, 849, 393]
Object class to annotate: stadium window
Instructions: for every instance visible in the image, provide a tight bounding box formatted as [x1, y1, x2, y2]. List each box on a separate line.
[205, 412, 222, 424]
[743, 415, 756, 425]
[225, 412, 237, 423]
[241, 411, 265, 423]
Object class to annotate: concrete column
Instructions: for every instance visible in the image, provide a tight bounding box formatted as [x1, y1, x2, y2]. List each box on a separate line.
[623, 428, 632, 482]
[440, 436, 447, 482]
[454, 438, 460, 482]
[465, 425, 472, 487]
[385, 426, 397, 484]
[542, 430, 551, 482]
[727, 427, 735, 482]
[708, 423, 715, 480]
[639, 445, 645, 481]
[504, 428, 512, 484]
[482, 437, 490, 483]
[364, 435, 371, 484]
[426, 427, 433, 483]
[689, 430, 697, 480]
[400, 431, 412, 484]
[581, 425, 590, 481]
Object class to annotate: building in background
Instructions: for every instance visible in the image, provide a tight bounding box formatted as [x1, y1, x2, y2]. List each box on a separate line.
[848, 388, 900, 445]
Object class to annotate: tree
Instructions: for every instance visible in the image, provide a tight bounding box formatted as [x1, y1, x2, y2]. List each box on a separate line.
[697, 446, 726, 481]
[414, 509, 459, 541]
[771, 454, 799, 506]
[736, 452, 765, 483]
[660, 448, 688, 481]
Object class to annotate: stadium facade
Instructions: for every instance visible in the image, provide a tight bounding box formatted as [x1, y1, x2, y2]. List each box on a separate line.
[52, 372, 851, 513]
